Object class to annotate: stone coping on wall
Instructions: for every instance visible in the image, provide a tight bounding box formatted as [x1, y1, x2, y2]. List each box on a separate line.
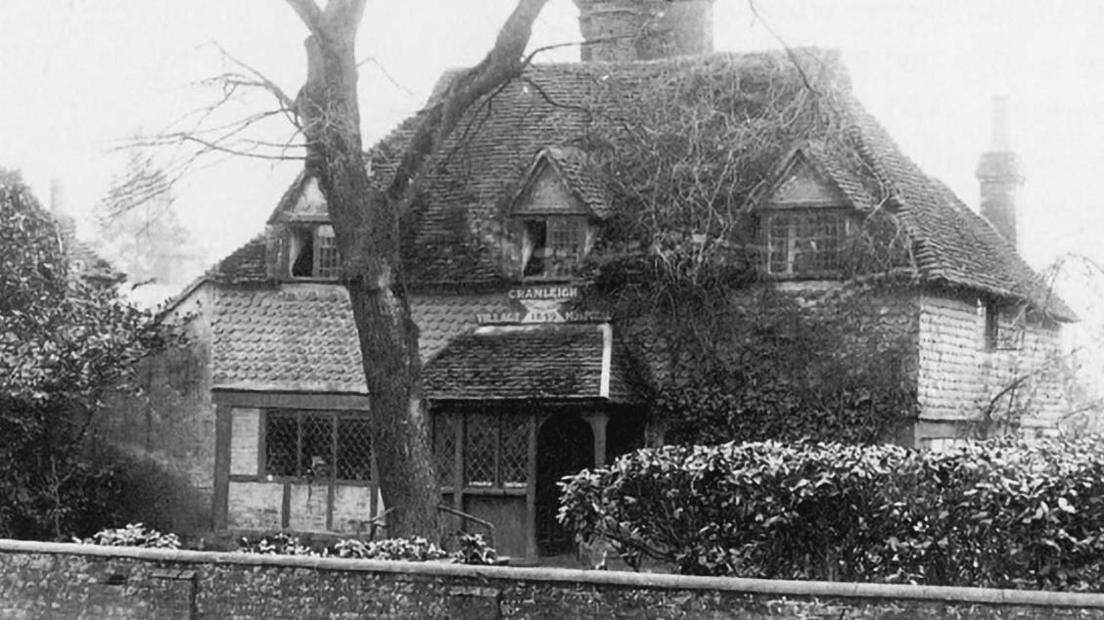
[3, 538, 1103, 609]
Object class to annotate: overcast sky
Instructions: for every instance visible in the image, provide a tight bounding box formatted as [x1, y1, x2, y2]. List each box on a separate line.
[3, 1, 1104, 309]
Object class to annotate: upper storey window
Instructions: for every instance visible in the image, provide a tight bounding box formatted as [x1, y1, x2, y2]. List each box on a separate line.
[765, 210, 851, 276]
[522, 216, 589, 278]
[289, 224, 340, 280]
[509, 148, 607, 281]
[759, 150, 858, 279]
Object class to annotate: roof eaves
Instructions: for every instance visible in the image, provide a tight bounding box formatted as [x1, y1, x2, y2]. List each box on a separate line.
[266, 170, 310, 225]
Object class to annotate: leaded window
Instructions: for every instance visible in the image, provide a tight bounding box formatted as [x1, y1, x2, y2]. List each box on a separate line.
[289, 224, 341, 280]
[438, 411, 529, 489]
[336, 418, 373, 480]
[765, 211, 851, 277]
[522, 216, 589, 278]
[263, 410, 371, 482]
[433, 413, 456, 486]
[314, 225, 341, 279]
[464, 413, 498, 487]
[499, 414, 528, 487]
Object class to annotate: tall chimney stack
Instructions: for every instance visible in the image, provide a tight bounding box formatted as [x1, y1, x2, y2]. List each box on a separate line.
[975, 96, 1023, 249]
[574, 0, 715, 63]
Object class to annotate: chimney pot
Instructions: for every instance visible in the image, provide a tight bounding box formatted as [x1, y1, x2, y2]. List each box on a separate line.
[976, 97, 1023, 249]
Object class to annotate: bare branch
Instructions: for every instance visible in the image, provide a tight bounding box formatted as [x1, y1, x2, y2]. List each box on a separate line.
[284, 0, 323, 30]
[210, 41, 300, 126]
[356, 56, 417, 98]
[746, 0, 817, 94]
[387, 0, 550, 203]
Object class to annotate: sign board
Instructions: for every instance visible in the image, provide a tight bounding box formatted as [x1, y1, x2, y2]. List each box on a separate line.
[476, 285, 609, 325]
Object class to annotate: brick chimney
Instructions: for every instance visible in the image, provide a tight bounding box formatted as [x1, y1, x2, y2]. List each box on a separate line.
[975, 96, 1024, 249]
[574, 0, 714, 62]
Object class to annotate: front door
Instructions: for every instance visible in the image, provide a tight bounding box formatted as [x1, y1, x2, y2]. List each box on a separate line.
[535, 414, 593, 555]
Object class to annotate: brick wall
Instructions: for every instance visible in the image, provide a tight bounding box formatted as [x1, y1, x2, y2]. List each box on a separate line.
[917, 291, 1065, 441]
[2, 540, 1104, 619]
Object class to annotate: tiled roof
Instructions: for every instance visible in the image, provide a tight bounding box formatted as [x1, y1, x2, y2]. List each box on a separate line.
[208, 235, 269, 284]
[543, 146, 611, 218]
[801, 141, 879, 212]
[391, 49, 1069, 318]
[843, 104, 1075, 319]
[422, 323, 644, 402]
[212, 286, 365, 392]
[210, 285, 507, 392]
[54, 214, 123, 283]
[413, 295, 510, 361]
[214, 47, 1068, 319]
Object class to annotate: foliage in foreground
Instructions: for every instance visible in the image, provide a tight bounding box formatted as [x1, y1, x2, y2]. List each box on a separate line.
[80, 525, 499, 565]
[77, 523, 181, 550]
[0, 170, 177, 540]
[559, 437, 1104, 590]
[236, 532, 496, 564]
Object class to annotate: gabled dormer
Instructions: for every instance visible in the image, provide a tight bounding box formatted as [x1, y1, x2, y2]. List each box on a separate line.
[506, 147, 609, 281]
[755, 144, 872, 279]
[265, 173, 341, 282]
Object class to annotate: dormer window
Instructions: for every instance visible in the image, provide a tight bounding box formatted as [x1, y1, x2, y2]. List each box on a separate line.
[508, 147, 608, 282]
[758, 147, 865, 279]
[289, 224, 340, 280]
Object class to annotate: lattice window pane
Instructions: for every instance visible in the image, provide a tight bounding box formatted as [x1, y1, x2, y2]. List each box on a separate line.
[314, 224, 341, 280]
[797, 212, 845, 272]
[433, 413, 456, 486]
[547, 217, 585, 276]
[336, 417, 372, 481]
[767, 214, 793, 274]
[464, 413, 496, 487]
[500, 415, 528, 488]
[766, 212, 847, 276]
[300, 414, 334, 478]
[265, 412, 299, 477]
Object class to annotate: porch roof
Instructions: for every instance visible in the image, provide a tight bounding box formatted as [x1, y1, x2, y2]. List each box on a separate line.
[423, 323, 647, 403]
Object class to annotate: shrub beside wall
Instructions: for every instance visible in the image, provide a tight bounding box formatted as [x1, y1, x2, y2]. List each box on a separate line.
[559, 437, 1104, 590]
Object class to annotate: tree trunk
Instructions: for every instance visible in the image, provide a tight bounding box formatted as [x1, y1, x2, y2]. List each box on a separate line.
[286, 0, 548, 537]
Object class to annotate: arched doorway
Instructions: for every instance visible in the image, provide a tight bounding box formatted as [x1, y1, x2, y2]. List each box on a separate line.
[535, 414, 593, 556]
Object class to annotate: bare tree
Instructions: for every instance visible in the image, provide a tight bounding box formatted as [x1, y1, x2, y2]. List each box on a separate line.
[283, 0, 549, 536]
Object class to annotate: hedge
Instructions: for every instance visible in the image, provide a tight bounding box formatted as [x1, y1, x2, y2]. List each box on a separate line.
[558, 437, 1104, 590]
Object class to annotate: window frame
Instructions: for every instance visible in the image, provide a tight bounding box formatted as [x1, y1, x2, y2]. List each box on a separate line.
[288, 223, 341, 281]
[261, 409, 373, 486]
[434, 410, 530, 492]
[519, 215, 590, 280]
[762, 208, 853, 278]
[980, 300, 1025, 352]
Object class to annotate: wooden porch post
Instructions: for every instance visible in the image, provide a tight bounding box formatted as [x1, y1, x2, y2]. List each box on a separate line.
[212, 403, 231, 531]
[525, 414, 539, 563]
[584, 411, 609, 468]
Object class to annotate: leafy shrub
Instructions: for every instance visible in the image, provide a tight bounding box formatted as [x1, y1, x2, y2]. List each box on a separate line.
[238, 532, 317, 556]
[237, 533, 451, 562]
[331, 536, 450, 561]
[559, 437, 1104, 590]
[451, 533, 498, 565]
[78, 523, 180, 549]
[0, 172, 180, 541]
